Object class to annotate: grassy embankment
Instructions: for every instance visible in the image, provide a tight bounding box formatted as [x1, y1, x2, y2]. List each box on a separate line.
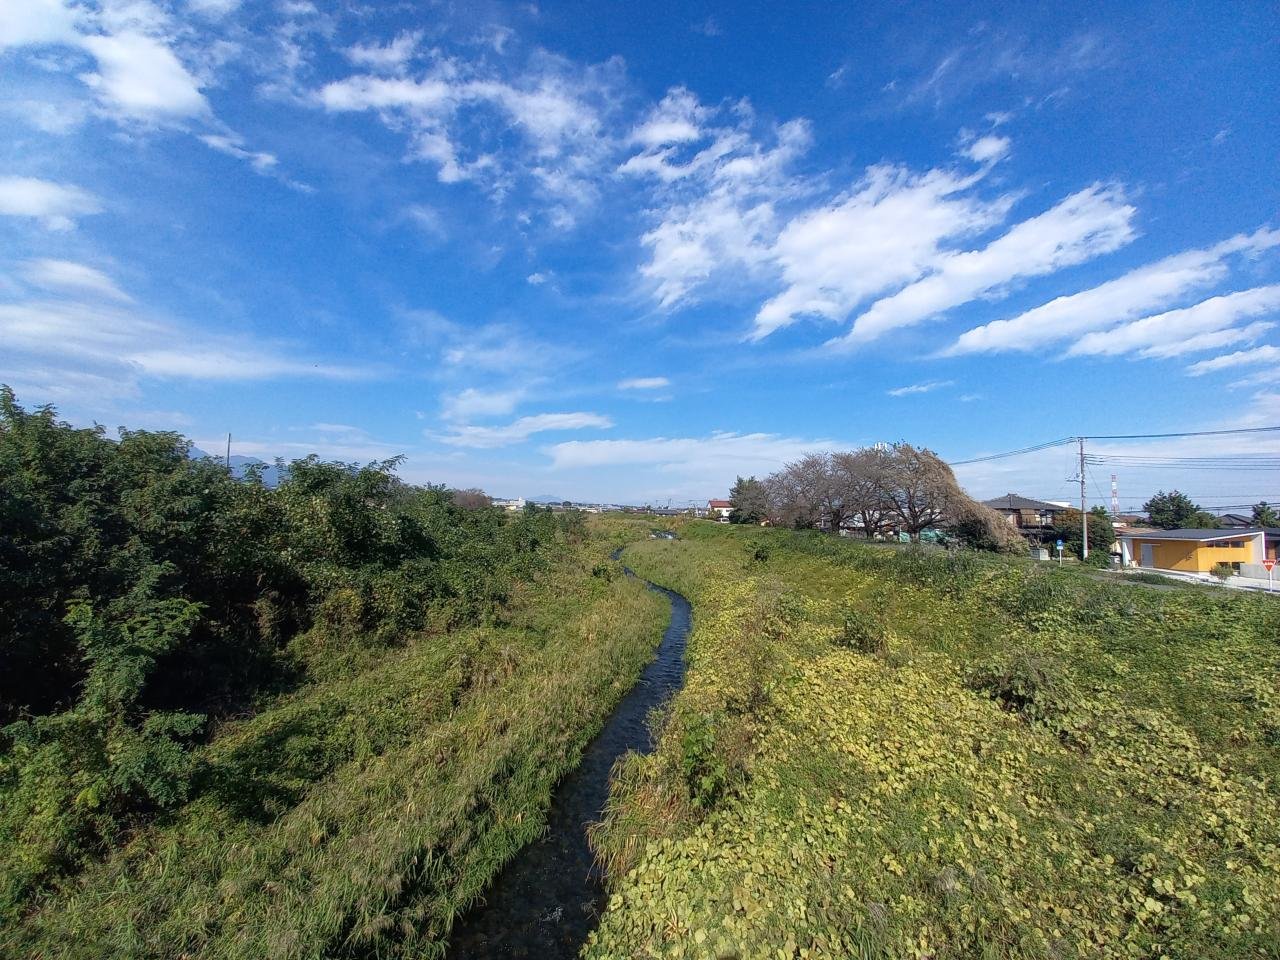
[587, 522, 1280, 959]
[2, 520, 669, 960]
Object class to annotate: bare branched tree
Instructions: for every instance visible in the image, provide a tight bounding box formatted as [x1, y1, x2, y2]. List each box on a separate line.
[881, 443, 951, 539]
[831, 448, 891, 539]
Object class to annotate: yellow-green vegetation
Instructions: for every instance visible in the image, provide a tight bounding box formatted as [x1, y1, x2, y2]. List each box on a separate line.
[4, 535, 668, 960]
[587, 522, 1280, 959]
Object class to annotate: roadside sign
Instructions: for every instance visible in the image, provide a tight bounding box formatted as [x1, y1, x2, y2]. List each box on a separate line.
[1266, 558, 1276, 593]
[1265, 559, 1276, 571]
[1055, 539, 1064, 566]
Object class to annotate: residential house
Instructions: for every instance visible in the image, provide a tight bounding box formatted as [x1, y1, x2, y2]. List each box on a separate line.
[707, 498, 732, 521]
[1218, 513, 1254, 529]
[981, 494, 1068, 534]
[1118, 528, 1267, 577]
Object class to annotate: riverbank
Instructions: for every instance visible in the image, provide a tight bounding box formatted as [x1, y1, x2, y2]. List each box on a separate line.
[2, 522, 670, 960]
[586, 521, 1280, 959]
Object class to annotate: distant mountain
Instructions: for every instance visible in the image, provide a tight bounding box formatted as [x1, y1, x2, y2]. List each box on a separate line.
[189, 447, 284, 487]
[527, 494, 569, 504]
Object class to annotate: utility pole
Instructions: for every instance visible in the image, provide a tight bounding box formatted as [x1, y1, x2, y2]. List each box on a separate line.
[1079, 437, 1088, 560]
[225, 433, 232, 473]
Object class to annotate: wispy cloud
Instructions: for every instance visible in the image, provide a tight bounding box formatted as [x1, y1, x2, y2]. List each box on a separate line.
[751, 160, 1007, 340]
[833, 182, 1135, 348]
[621, 88, 811, 310]
[316, 49, 621, 214]
[1186, 344, 1280, 376]
[887, 379, 954, 397]
[947, 227, 1280, 355]
[440, 386, 528, 421]
[0, 176, 102, 230]
[618, 376, 670, 390]
[546, 431, 842, 484]
[437, 411, 612, 448]
[344, 30, 421, 73]
[19, 258, 132, 302]
[1069, 285, 1280, 359]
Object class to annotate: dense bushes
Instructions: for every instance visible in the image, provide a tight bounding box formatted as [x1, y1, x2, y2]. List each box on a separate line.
[0, 389, 572, 914]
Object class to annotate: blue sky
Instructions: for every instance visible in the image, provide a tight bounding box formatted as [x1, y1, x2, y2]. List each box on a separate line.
[2, 0, 1278, 508]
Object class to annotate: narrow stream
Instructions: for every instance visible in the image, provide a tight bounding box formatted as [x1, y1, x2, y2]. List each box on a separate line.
[446, 542, 690, 958]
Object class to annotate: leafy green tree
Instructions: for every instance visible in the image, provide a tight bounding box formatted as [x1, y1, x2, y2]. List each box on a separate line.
[1142, 490, 1203, 529]
[728, 475, 769, 524]
[1252, 501, 1279, 527]
[0, 387, 577, 910]
[1052, 507, 1115, 564]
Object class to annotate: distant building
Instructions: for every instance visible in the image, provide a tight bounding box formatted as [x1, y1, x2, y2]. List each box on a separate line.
[708, 498, 732, 521]
[1118, 528, 1267, 576]
[981, 494, 1068, 532]
[1218, 513, 1254, 529]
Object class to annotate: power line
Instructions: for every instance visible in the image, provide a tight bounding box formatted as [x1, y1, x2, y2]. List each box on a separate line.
[948, 425, 1280, 466]
[949, 437, 1075, 465]
[1084, 425, 1280, 441]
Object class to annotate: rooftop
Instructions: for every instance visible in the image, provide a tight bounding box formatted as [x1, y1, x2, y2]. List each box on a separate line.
[982, 493, 1066, 512]
[1118, 528, 1266, 542]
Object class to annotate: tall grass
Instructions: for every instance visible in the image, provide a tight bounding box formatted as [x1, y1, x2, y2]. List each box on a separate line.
[2, 527, 669, 960]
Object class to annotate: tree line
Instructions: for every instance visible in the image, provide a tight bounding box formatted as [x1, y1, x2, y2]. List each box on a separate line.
[725, 443, 1025, 552]
[0, 388, 575, 911]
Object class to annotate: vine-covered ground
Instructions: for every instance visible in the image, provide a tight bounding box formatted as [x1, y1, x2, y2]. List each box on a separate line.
[587, 522, 1280, 960]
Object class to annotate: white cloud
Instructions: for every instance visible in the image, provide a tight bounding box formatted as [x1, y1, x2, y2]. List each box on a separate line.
[947, 227, 1280, 355]
[440, 386, 527, 421]
[526, 271, 550, 284]
[1069, 285, 1280, 359]
[887, 379, 953, 397]
[344, 30, 421, 73]
[438, 411, 612, 448]
[834, 183, 1134, 347]
[1186, 344, 1280, 377]
[0, 175, 102, 230]
[0, 298, 372, 386]
[962, 134, 1011, 163]
[618, 376, 670, 390]
[0, 0, 79, 51]
[628, 86, 707, 148]
[546, 430, 838, 473]
[751, 162, 1008, 339]
[199, 133, 279, 173]
[20, 258, 132, 302]
[78, 30, 209, 121]
[622, 92, 812, 309]
[186, 0, 243, 18]
[317, 54, 618, 207]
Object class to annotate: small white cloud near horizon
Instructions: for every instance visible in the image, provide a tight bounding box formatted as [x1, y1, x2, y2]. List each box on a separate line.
[618, 376, 670, 390]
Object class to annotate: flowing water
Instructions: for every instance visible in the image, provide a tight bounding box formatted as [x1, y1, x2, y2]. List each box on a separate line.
[446, 543, 690, 958]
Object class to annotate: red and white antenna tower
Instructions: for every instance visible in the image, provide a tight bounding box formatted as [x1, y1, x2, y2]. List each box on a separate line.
[1110, 474, 1119, 517]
